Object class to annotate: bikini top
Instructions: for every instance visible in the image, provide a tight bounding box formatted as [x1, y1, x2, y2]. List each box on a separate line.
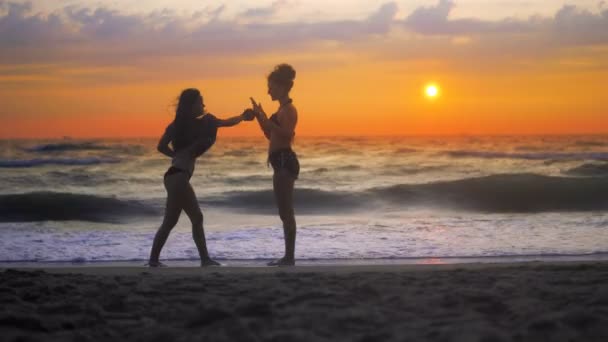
[269, 113, 280, 126]
[269, 99, 293, 126]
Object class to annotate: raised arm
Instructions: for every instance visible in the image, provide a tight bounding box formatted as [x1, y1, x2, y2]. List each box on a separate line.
[255, 113, 272, 140]
[157, 123, 175, 158]
[250, 98, 272, 140]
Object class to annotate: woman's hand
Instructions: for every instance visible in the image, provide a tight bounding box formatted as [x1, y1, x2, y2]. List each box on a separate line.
[250, 97, 265, 117]
[241, 108, 256, 121]
[250, 97, 272, 139]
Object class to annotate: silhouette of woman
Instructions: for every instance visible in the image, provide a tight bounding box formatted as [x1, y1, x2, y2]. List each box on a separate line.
[148, 88, 254, 267]
[250, 64, 299, 266]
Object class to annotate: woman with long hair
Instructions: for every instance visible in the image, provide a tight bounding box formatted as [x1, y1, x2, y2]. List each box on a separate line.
[148, 88, 254, 267]
[250, 64, 299, 266]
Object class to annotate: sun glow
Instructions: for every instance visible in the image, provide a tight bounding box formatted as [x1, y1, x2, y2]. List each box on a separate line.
[425, 84, 439, 99]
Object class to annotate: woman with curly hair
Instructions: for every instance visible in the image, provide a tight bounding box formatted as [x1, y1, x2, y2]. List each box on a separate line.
[250, 64, 300, 266]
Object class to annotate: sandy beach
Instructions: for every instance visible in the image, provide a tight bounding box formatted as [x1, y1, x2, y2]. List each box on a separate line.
[1, 261, 607, 341]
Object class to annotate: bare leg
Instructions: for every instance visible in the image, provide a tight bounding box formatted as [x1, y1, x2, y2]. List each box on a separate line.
[181, 182, 220, 267]
[269, 170, 296, 266]
[148, 174, 186, 266]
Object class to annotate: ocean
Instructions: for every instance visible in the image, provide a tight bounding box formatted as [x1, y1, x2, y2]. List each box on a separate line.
[1, 135, 608, 264]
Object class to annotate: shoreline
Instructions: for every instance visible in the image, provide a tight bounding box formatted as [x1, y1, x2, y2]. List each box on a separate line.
[3, 259, 608, 275]
[2, 252, 608, 269]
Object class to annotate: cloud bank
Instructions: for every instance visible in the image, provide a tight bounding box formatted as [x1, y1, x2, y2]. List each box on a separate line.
[0, 1, 607, 67]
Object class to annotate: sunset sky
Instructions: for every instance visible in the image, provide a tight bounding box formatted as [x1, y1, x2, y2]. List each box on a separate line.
[1, 0, 607, 138]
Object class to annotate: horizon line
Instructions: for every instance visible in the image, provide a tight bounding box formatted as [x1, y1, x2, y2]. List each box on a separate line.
[2, 132, 608, 140]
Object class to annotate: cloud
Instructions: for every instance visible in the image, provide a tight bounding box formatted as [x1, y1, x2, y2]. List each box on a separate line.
[0, 1, 402, 63]
[553, 5, 608, 45]
[1, 1, 608, 72]
[404, 0, 455, 34]
[402, 0, 608, 46]
[0, 2, 74, 46]
[66, 7, 146, 39]
[365, 2, 398, 34]
[403, 0, 541, 35]
[240, 0, 289, 20]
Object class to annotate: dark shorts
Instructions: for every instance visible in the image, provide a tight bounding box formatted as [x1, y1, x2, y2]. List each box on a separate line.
[268, 148, 300, 179]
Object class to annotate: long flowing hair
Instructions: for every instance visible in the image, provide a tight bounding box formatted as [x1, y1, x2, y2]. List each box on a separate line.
[172, 88, 201, 152]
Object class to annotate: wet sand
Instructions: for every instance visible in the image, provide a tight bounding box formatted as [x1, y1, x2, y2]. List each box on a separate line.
[1, 262, 608, 341]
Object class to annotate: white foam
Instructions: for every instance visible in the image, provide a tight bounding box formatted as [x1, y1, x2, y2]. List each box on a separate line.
[1, 212, 607, 262]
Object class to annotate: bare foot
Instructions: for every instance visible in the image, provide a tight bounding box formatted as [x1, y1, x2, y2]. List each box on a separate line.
[146, 261, 168, 268]
[267, 257, 295, 267]
[201, 258, 221, 267]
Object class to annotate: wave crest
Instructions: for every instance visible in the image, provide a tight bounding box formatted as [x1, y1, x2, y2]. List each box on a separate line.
[442, 150, 608, 161]
[563, 163, 608, 177]
[0, 192, 159, 222]
[0, 158, 121, 168]
[374, 174, 608, 212]
[208, 174, 608, 213]
[24, 142, 113, 152]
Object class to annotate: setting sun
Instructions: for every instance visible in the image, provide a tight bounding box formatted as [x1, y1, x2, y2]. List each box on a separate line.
[425, 84, 440, 98]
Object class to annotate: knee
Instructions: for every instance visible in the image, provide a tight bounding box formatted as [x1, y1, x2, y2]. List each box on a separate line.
[160, 218, 179, 232]
[278, 208, 295, 224]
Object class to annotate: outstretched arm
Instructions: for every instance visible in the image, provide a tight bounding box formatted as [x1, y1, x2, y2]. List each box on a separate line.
[216, 114, 246, 128]
[157, 124, 175, 158]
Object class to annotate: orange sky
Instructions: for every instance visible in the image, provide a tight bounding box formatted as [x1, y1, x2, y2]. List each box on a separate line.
[1, 1, 607, 138]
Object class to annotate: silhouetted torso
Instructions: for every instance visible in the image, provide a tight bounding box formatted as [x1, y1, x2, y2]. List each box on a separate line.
[268, 103, 297, 154]
[165, 114, 218, 176]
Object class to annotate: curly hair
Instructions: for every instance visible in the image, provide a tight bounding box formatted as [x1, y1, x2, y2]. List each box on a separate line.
[268, 64, 296, 92]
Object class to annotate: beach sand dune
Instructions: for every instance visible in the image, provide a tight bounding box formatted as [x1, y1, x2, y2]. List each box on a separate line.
[1, 262, 607, 341]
